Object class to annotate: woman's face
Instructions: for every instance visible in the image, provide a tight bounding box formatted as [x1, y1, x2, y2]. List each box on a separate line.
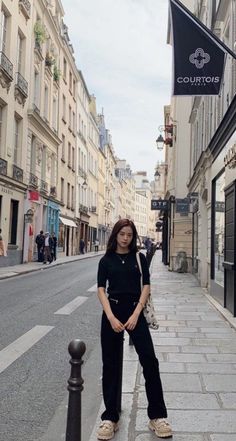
[116, 225, 133, 250]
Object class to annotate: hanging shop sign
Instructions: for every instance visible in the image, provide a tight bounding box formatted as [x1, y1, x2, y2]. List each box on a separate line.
[176, 198, 190, 213]
[151, 200, 169, 211]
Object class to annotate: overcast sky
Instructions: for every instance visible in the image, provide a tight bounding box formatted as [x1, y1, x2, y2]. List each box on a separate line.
[62, 0, 172, 180]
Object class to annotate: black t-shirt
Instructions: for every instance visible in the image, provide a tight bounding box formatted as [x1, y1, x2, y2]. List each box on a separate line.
[97, 251, 150, 299]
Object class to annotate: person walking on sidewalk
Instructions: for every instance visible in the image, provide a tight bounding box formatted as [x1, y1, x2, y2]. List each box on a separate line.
[97, 218, 172, 440]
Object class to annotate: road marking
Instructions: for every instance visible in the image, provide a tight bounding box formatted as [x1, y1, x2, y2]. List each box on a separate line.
[54, 296, 87, 315]
[0, 325, 54, 374]
[87, 283, 97, 292]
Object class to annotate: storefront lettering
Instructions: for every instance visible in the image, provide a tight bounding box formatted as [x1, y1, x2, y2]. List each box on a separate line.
[0, 186, 14, 195]
[224, 143, 236, 169]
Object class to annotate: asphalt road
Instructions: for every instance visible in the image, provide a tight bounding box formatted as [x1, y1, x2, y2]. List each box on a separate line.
[0, 256, 103, 441]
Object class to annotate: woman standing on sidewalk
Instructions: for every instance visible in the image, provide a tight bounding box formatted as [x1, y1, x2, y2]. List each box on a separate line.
[97, 219, 172, 440]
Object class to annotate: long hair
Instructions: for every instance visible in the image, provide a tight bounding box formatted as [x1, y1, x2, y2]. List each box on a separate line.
[106, 219, 140, 254]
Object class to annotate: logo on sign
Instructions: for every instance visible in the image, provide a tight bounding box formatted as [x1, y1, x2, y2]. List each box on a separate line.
[189, 48, 210, 69]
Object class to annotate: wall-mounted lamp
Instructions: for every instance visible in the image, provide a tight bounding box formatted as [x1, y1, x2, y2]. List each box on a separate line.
[82, 180, 88, 189]
[156, 134, 165, 151]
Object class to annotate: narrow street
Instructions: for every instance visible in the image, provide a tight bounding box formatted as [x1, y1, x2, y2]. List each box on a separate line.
[0, 256, 102, 441]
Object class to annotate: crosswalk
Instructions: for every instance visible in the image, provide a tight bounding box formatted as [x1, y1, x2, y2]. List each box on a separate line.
[0, 283, 97, 375]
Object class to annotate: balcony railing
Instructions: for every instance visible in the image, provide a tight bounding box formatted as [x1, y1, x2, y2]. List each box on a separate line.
[90, 206, 97, 212]
[40, 180, 48, 193]
[15, 72, 28, 98]
[79, 204, 88, 214]
[12, 164, 23, 182]
[0, 158, 7, 176]
[78, 166, 87, 179]
[29, 172, 38, 188]
[0, 52, 13, 88]
[19, 0, 31, 19]
[50, 186, 57, 198]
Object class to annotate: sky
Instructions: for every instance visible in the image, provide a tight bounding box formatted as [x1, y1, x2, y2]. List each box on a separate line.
[62, 0, 172, 180]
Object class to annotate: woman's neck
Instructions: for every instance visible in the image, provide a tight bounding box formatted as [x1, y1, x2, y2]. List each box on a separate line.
[116, 246, 129, 254]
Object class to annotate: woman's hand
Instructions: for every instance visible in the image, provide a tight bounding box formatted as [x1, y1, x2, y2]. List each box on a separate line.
[124, 312, 139, 331]
[109, 315, 125, 333]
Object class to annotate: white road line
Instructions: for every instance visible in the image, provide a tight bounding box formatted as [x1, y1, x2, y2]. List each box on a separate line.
[54, 296, 87, 315]
[87, 283, 97, 292]
[0, 325, 54, 374]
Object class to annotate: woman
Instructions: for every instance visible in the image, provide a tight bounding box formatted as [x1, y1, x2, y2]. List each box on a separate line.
[97, 219, 172, 440]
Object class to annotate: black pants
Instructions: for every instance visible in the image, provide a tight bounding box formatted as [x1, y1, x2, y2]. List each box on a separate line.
[101, 298, 167, 423]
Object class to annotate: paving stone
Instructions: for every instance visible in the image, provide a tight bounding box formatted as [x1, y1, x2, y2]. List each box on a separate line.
[219, 393, 236, 408]
[159, 362, 186, 373]
[206, 354, 236, 363]
[186, 363, 236, 374]
[135, 433, 206, 441]
[181, 346, 218, 353]
[152, 337, 191, 346]
[152, 332, 177, 338]
[122, 361, 138, 393]
[154, 345, 180, 353]
[167, 353, 206, 363]
[203, 374, 236, 392]
[137, 391, 220, 409]
[168, 327, 199, 333]
[161, 373, 203, 392]
[210, 435, 236, 441]
[201, 328, 233, 334]
[187, 321, 228, 328]
[157, 320, 186, 327]
[167, 409, 236, 432]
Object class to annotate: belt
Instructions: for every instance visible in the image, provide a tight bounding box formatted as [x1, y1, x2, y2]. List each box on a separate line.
[109, 297, 139, 306]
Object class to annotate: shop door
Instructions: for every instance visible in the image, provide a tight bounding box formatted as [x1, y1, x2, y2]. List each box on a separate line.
[224, 181, 236, 316]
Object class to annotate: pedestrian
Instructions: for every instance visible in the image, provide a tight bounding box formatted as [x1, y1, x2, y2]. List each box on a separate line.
[94, 238, 99, 252]
[96, 218, 172, 440]
[35, 230, 44, 262]
[43, 232, 52, 264]
[79, 238, 85, 254]
[0, 228, 7, 256]
[51, 232, 57, 261]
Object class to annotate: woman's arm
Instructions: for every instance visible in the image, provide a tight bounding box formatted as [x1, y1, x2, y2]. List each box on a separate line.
[97, 287, 125, 332]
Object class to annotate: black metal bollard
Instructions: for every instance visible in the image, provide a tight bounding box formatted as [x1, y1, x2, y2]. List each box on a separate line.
[66, 339, 86, 441]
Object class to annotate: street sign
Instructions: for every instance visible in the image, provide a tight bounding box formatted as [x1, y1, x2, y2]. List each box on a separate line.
[151, 200, 169, 210]
[176, 198, 190, 213]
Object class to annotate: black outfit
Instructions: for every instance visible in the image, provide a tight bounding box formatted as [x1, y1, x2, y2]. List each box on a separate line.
[51, 236, 57, 260]
[35, 234, 44, 262]
[97, 251, 167, 423]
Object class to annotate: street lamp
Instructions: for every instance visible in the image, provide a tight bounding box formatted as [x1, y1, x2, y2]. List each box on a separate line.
[156, 134, 165, 151]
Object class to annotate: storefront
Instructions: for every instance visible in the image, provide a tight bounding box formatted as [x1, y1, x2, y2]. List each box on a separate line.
[58, 214, 77, 256]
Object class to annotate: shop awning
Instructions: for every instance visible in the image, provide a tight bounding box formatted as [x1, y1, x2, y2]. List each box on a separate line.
[59, 216, 77, 228]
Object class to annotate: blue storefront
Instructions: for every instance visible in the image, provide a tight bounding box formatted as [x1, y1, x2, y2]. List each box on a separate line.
[47, 200, 60, 238]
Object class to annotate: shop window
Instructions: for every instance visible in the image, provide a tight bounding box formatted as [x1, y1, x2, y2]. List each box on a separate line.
[9, 199, 19, 244]
[211, 171, 225, 286]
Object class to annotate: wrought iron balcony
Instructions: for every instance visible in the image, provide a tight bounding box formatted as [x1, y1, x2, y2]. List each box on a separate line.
[12, 164, 23, 182]
[19, 0, 31, 19]
[0, 158, 7, 176]
[40, 180, 48, 193]
[0, 52, 13, 90]
[29, 172, 38, 188]
[90, 206, 97, 212]
[15, 72, 28, 106]
[50, 186, 57, 197]
[79, 204, 88, 214]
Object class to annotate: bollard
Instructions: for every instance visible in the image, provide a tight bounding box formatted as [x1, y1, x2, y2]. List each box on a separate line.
[66, 339, 86, 441]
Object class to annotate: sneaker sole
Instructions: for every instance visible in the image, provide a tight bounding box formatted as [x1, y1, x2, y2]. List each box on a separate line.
[148, 421, 172, 438]
[97, 425, 119, 440]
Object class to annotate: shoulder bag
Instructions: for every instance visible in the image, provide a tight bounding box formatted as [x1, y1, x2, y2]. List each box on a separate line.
[136, 252, 159, 329]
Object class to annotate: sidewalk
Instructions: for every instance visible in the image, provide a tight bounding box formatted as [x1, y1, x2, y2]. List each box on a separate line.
[0, 250, 104, 280]
[89, 251, 236, 441]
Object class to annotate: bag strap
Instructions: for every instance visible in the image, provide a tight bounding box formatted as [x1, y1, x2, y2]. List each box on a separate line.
[136, 252, 143, 290]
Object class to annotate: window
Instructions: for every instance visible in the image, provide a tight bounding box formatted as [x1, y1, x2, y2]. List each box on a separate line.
[17, 32, 23, 74]
[69, 105, 72, 129]
[71, 185, 74, 209]
[62, 95, 66, 121]
[34, 70, 40, 109]
[13, 115, 21, 165]
[67, 182, 70, 208]
[61, 177, 64, 203]
[0, 9, 7, 53]
[0, 103, 6, 155]
[73, 79, 75, 97]
[68, 142, 71, 167]
[44, 84, 49, 120]
[69, 71, 72, 92]
[53, 96, 57, 131]
[51, 154, 55, 185]
[9, 200, 19, 245]
[30, 135, 36, 173]
[72, 146, 75, 170]
[41, 145, 46, 180]
[211, 171, 225, 287]
[63, 57, 67, 81]
[61, 134, 65, 161]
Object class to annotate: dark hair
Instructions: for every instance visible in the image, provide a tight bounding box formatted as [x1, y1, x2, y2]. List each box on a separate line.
[106, 219, 139, 254]
[40, 230, 43, 234]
